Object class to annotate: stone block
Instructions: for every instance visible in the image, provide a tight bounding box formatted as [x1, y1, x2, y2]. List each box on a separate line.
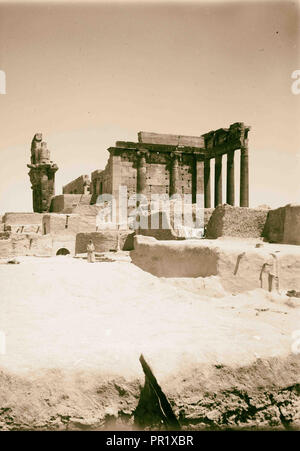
[283, 204, 300, 245]
[50, 194, 92, 213]
[3, 212, 43, 226]
[43, 214, 80, 235]
[0, 238, 13, 257]
[75, 230, 135, 254]
[206, 204, 269, 239]
[63, 175, 91, 195]
[28, 235, 53, 257]
[138, 131, 204, 148]
[263, 207, 286, 243]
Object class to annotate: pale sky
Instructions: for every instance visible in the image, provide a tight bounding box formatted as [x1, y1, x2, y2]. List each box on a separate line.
[0, 0, 299, 214]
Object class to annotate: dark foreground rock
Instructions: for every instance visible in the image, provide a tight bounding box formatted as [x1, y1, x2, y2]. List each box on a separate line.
[1, 355, 299, 431]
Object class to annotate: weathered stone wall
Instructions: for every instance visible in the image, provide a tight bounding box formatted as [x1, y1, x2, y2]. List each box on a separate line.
[91, 165, 113, 204]
[63, 175, 91, 195]
[283, 204, 300, 245]
[206, 204, 269, 239]
[43, 213, 97, 236]
[131, 235, 300, 293]
[52, 235, 76, 256]
[2, 213, 43, 234]
[264, 204, 300, 245]
[50, 194, 92, 213]
[263, 207, 286, 243]
[75, 230, 135, 254]
[3, 212, 43, 226]
[0, 234, 71, 258]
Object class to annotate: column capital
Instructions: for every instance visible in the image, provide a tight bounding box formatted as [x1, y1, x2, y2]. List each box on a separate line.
[136, 149, 149, 159]
[170, 150, 181, 160]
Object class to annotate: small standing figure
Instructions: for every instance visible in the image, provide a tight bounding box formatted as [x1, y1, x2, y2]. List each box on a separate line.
[87, 239, 96, 263]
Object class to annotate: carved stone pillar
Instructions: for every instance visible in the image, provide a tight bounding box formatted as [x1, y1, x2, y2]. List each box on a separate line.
[170, 152, 180, 196]
[137, 150, 147, 195]
[226, 150, 235, 206]
[204, 158, 211, 208]
[27, 133, 58, 213]
[240, 146, 249, 207]
[214, 155, 222, 207]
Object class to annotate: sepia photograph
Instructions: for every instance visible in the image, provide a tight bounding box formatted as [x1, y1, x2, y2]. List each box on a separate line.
[0, 0, 299, 438]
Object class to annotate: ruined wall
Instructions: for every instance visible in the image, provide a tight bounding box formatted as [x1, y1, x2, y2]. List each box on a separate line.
[131, 235, 300, 293]
[3, 212, 43, 225]
[0, 233, 77, 258]
[63, 175, 91, 195]
[263, 204, 300, 245]
[50, 194, 92, 213]
[2, 213, 44, 234]
[263, 207, 286, 243]
[206, 205, 269, 239]
[75, 230, 134, 254]
[119, 153, 137, 198]
[43, 213, 97, 236]
[91, 162, 113, 204]
[283, 204, 300, 245]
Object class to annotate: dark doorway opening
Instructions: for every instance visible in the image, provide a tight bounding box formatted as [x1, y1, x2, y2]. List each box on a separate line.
[56, 248, 70, 256]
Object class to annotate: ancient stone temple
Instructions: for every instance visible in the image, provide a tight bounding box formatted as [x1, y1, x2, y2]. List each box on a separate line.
[27, 134, 58, 213]
[89, 122, 250, 207]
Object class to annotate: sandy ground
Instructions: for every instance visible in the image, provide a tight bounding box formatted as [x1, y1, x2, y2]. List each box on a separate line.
[0, 254, 299, 382]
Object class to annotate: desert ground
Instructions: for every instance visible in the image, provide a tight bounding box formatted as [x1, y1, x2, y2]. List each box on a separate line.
[0, 253, 299, 430]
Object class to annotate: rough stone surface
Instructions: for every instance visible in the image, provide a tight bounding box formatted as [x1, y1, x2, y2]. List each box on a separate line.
[131, 236, 300, 293]
[43, 213, 96, 236]
[283, 205, 300, 245]
[50, 194, 92, 214]
[264, 204, 300, 245]
[263, 206, 286, 243]
[75, 231, 135, 254]
[3, 212, 43, 226]
[206, 204, 269, 239]
[63, 175, 91, 195]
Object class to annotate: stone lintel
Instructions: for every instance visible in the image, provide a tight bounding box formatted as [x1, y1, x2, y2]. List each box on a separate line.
[113, 142, 207, 156]
[138, 131, 205, 148]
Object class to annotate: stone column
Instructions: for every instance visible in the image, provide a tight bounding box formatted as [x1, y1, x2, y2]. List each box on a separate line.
[137, 150, 147, 195]
[204, 158, 211, 208]
[226, 150, 235, 206]
[240, 146, 249, 207]
[40, 169, 49, 212]
[28, 134, 58, 213]
[170, 152, 180, 196]
[214, 155, 222, 207]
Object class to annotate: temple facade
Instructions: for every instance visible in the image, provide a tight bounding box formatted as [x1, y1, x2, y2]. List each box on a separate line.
[28, 122, 250, 214]
[90, 122, 250, 208]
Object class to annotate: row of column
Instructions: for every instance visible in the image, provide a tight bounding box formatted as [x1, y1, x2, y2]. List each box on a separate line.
[204, 146, 249, 208]
[136, 147, 249, 208]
